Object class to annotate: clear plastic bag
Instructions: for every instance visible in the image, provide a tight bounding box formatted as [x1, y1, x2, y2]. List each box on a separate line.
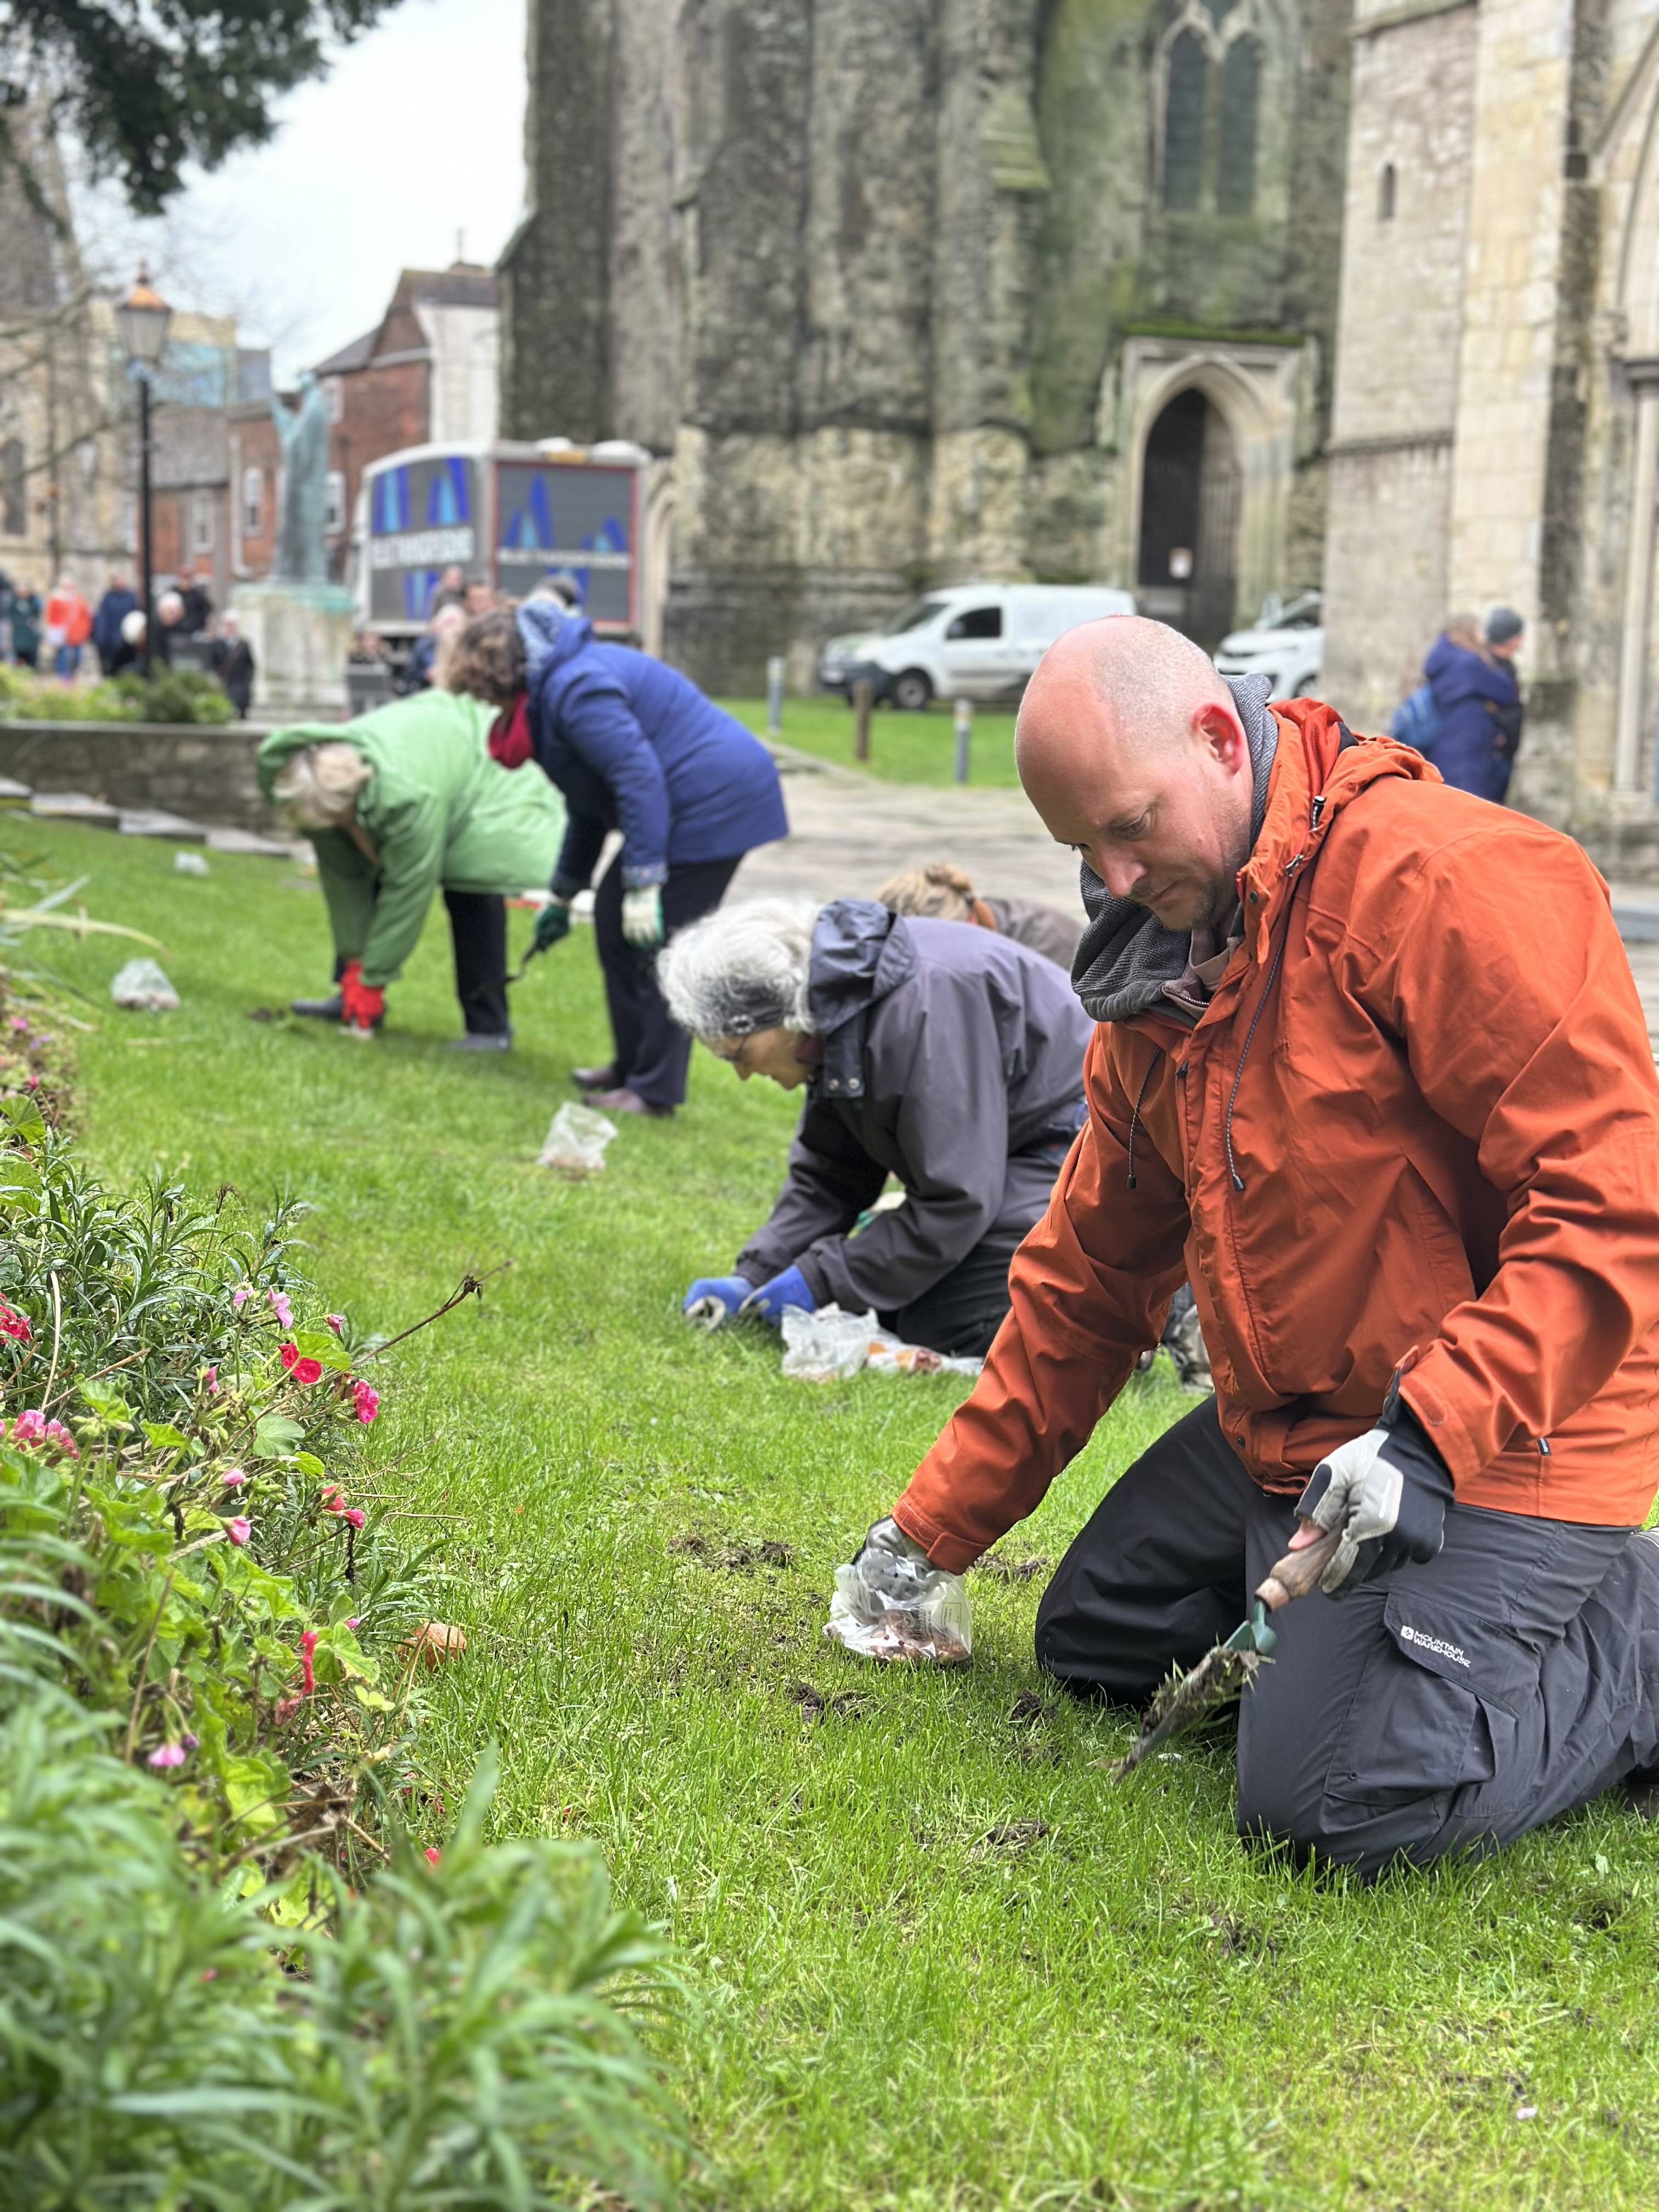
[110, 957, 179, 1012]
[825, 1516, 973, 1664]
[537, 1101, 618, 1175]
[781, 1302, 983, 1383]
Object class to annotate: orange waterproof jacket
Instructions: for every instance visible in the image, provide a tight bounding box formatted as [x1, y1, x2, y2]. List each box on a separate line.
[894, 703, 1659, 1572]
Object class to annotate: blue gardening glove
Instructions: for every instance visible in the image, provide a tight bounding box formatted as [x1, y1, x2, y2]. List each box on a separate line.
[622, 885, 664, 947]
[533, 898, 572, 954]
[740, 1265, 817, 1329]
[1294, 1386, 1454, 1595]
[681, 1274, 754, 1328]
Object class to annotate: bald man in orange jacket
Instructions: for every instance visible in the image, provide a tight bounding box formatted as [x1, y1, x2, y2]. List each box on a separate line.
[832, 617, 1659, 1876]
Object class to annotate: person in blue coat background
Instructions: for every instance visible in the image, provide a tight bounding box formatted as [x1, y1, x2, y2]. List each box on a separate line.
[1421, 607, 1525, 804]
[449, 594, 789, 1115]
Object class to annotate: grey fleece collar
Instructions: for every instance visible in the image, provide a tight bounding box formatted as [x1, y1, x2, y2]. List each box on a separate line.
[1070, 673, 1277, 1025]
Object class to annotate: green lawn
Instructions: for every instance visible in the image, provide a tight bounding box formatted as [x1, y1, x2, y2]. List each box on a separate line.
[722, 695, 1024, 787]
[15, 812, 1659, 2210]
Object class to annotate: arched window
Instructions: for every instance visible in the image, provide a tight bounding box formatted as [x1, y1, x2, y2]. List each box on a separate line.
[1378, 162, 1397, 221]
[1158, 0, 1266, 217]
[1, 438, 22, 538]
[1217, 37, 1261, 213]
[1164, 31, 1209, 212]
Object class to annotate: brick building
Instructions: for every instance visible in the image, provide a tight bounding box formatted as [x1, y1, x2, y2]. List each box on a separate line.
[312, 262, 500, 581]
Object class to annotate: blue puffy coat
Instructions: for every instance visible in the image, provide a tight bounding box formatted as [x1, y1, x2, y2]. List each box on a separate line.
[1423, 634, 1522, 803]
[520, 603, 789, 894]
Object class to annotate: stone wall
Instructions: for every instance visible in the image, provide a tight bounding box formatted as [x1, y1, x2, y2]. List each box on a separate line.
[0, 725, 280, 834]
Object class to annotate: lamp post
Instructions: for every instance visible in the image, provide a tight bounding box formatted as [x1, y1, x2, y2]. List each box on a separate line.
[116, 268, 171, 679]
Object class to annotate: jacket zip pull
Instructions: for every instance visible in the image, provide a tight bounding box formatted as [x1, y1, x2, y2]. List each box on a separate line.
[1125, 1054, 1157, 1192]
[1310, 793, 1327, 832]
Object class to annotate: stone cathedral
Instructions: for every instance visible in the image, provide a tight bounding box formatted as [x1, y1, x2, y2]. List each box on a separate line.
[503, 0, 1659, 854]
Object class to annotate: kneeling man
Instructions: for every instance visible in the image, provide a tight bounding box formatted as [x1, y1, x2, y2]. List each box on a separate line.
[661, 897, 1093, 1357]
[835, 618, 1659, 1875]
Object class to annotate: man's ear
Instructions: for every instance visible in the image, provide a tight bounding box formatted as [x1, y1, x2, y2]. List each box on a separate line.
[1195, 701, 1249, 773]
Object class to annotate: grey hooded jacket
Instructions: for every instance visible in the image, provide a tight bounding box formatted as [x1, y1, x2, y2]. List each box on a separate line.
[735, 900, 1093, 1313]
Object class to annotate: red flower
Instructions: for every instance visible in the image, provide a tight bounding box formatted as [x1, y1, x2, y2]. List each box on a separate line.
[298, 1627, 318, 1697]
[320, 1486, 346, 1515]
[279, 1341, 324, 1386]
[424, 1846, 441, 1866]
[0, 1299, 30, 1342]
[352, 1379, 379, 1424]
[343, 1506, 365, 1530]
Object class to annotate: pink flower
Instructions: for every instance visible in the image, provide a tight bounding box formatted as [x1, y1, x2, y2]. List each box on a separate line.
[10, 1407, 44, 1445]
[180, 1731, 198, 1750]
[320, 1485, 346, 1515]
[346, 1616, 360, 1630]
[25, 1073, 39, 1092]
[203, 1365, 218, 1393]
[8, 1015, 27, 1033]
[232, 1285, 252, 1310]
[279, 1341, 324, 1386]
[424, 1847, 441, 1866]
[325, 1313, 345, 1335]
[221, 1466, 246, 1489]
[273, 1694, 302, 1724]
[0, 1299, 31, 1342]
[147, 1743, 186, 1768]
[225, 1515, 251, 1547]
[298, 1627, 318, 1697]
[42, 1419, 78, 1459]
[352, 1380, 379, 1424]
[343, 1506, 365, 1530]
[267, 1288, 293, 1328]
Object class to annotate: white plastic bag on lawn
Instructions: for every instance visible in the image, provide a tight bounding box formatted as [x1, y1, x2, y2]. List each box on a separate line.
[110, 958, 179, 1011]
[537, 1101, 618, 1175]
[780, 1303, 883, 1381]
[825, 1515, 973, 1665]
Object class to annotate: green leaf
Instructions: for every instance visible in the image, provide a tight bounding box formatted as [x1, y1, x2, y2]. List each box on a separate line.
[294, 1449, 326, 1480]
[253, 1414, 304, 1458]
[142, 1420, 191, 1452]
[0, 1094, 47, 1148]
[219, 1751, 289, 1836]
[351, 1681, 394, 1713]
[290, 1328, 351, 1375]
[81, 1378, 132, 1424]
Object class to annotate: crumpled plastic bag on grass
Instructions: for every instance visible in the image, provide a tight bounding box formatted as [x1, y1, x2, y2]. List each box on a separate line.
[780, 1302, 982, 1384]
[110, 958, 179, 1012]
[537, 1101, 618, 1176]
[825, 1515, 973, 1665]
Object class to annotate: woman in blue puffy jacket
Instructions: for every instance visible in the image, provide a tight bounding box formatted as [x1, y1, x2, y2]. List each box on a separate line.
[1421, 608, 1525, 804]
[449, 597, 788, 1115]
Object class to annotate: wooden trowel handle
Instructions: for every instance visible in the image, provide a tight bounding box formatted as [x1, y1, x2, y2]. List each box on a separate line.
[1256, 1525, 1344, 1611]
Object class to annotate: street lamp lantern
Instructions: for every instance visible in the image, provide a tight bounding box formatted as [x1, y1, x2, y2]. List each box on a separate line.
[116, 267, 172, 368]
[117, 267, 171, 680]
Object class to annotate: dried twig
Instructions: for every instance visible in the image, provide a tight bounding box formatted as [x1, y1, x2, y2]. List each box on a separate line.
[358, 1263, 512, 1361]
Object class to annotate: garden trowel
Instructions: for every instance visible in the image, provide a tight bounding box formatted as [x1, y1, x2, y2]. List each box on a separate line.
[1110, 1523, 1343, 1780]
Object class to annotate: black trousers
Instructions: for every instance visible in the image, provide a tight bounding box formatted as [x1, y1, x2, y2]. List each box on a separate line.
[593, 854, 742, 1108]
[879, 1239, 1019, 1360]
[338, 890, 509, 1035]
[1035, 1398, 1659, 1876]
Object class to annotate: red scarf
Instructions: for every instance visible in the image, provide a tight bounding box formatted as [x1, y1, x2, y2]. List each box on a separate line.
[488, 691, 533, 769]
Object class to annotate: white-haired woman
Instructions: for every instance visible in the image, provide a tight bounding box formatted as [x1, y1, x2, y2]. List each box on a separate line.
[257, 689, 565, 1048]
[659, 895, 1093, 1357]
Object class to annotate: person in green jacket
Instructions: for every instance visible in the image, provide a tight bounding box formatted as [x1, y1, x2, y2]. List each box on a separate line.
[258, 689, 566, 1051]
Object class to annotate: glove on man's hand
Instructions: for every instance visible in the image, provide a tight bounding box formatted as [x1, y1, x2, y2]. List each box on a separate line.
[741, 1265, 816, 1328]
[533, 898, 572, 955]
[340, 960, 385, 1031]
[825, 1515, 973, 1664]
[681, 1274, 754, 1327]
[1295, 1387, 1454, 1595]
[622, 885, 665, 948]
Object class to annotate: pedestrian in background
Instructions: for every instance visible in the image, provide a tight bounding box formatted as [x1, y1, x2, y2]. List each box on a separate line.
[43, 574, 91, 679]
[1421, 608, 1523, 804]
[91, 574, 137, 674]
[7, 579, 42, 669]
[208, 613, 256, 717]
[398, 599, 465, 695]
[448, 597, 789, 1116]
[174, 565, 213, 635]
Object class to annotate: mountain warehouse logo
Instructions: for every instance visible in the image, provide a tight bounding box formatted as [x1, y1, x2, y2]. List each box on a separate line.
[1400, 1623, 1469, 1668]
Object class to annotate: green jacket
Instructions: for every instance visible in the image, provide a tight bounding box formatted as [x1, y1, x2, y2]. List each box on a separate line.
[258, 691, 567, 988]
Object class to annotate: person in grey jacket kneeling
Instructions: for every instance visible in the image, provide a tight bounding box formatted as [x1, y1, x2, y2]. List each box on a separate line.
[659, 897, 1093, 1358]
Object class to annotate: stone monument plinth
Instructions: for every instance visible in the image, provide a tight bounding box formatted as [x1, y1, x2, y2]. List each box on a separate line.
[232, 581, 356, 716]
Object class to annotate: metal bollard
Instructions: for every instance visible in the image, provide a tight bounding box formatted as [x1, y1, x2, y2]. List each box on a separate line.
[853, 676, 874, 764]
[953, 697, 972, 785]
[766, 654, 785, 737]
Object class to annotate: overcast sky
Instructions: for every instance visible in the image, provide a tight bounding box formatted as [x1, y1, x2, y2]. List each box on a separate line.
[82, 0, 528, 382]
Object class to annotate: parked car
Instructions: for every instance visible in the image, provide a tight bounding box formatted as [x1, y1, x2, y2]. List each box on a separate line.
[1213, 591, 1324, 701]
[820, 583, 1137, 710]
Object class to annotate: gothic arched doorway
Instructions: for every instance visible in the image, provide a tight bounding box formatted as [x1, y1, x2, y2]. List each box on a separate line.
[1136, 386, 1242, 648]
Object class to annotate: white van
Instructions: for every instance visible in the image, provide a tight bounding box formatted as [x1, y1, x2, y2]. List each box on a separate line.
[819, 582, 1137, 709]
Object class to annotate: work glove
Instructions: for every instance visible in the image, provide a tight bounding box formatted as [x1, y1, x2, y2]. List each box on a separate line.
[622, 885, 665, 948]
[339, 960, 385, 1034]
[1294, 1385, 1455, 1595]
[533, 898, 573, 955]
[681, 1273, 754, 1328]
[740, 1265, 817, 1328]
[825, 1515, 973, 1665]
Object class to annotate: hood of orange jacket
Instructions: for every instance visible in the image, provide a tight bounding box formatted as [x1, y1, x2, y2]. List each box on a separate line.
[892, 701, 1659, 1573]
